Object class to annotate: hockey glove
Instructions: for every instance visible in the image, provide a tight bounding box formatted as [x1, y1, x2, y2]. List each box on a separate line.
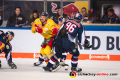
[35, 24, 43, 33]
[52, 27, 58, 35]
[37, 27, 43, 33]
[84, 39, 92, 48]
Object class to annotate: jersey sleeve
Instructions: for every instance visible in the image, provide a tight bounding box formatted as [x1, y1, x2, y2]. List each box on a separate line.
[47, 19, 61, 34]
[0, 30, 6, 52]
[31, 18, 41, 34]
[78, 24, 86, 45]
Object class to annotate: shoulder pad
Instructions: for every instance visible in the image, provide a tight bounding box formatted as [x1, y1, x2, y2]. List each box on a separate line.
[34, 18, 41, 22]
[47, 18, 56, 26]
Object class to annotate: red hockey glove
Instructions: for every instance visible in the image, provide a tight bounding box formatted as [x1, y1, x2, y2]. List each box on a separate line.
[37, 27, 43, 33]
[35, 24, 38, 27]
[52, 27, 58, 35]
[35, 24, 39, 32]
[34, 24, 43, 33]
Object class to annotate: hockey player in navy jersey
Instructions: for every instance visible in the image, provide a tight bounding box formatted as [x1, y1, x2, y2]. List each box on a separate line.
[42, 12, 92, 72]
[53, 16, 69, 70]
[0, 30, 17, 69]
[34, 17, 69, 70]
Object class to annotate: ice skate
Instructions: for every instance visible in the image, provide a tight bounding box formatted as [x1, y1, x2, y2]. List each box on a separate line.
[42, 66, 52, 72]
[71, 67, 82, 72]
[33, 61, 43, 66]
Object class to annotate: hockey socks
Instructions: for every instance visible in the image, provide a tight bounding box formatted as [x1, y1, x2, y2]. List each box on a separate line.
[47, 53, 61, 68]
[71, 51, 79, 67]
[39, 54, 44, 62]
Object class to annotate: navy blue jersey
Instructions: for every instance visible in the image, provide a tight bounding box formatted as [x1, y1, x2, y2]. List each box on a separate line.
[0, 30, 12, 64]
[0, 30, 6, 44]
[62, 19, 85, 44]
[102, 13, 119, 23]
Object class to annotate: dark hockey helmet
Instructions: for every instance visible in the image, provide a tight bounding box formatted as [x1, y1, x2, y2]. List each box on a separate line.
[41, 12, 49, 18]
[6, 31, 14, 37]
[75, 12, 83, 20]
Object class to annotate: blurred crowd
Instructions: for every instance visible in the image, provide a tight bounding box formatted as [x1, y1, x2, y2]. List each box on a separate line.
[0, 6, 119, 27]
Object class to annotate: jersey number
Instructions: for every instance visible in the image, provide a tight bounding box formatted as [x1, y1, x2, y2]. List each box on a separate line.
[65, 22, 77, 33]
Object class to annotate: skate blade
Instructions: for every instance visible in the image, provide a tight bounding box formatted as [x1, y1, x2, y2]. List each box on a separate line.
[33, 63, 43, 66]
[71, 69, 82, 72]
[42, 68, 52, 72]
[52, 65, 61, 72]
[42, 68, 45, 72]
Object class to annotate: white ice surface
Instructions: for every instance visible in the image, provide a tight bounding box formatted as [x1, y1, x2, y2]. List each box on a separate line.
[0, 58, 120, 80]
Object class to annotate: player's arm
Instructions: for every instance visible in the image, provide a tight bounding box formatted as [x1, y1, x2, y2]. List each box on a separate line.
[31, 21, 37, 34]
[31, 18, 42, 34]
[0, 30, 6, 53]
[52, 24, 61, 35]
[44, 19, 60, 35]
[78, 24, 86, 45]
[49, 22, 61, 35]
[0, 42, 5, 53]
[78, 24, 92, 48]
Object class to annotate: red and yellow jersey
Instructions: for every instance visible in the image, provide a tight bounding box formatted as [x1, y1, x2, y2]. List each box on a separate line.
[31, 18, 61, 39]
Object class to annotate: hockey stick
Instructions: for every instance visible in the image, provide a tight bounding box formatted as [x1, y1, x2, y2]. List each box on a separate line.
[75, 26, 92, 49]
[77, 42, 92, 48]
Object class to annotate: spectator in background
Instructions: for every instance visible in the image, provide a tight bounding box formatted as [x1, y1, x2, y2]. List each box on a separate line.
[102, 8, 119, 24]
[26, 10, 40, 26]
[81, 7, 89, 23]
[6, 6, 26, 27]
[52, 7, 68, 24]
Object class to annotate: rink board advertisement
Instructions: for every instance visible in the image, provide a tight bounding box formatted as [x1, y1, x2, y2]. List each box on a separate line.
[0, 28, 120, 61]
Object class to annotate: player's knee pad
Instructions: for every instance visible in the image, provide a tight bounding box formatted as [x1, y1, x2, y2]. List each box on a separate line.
[72, 50, 79, 57]
[66, 42, 79, 55]
[44, 45, 53, 58]
[72, 50, 79, 59]
[40, 48, 47, 58]
[49, 54, 58, 65]
[68, 48, 79, 55]
[71, 54, 79, 67]
[40, 48, 45, 55]
[44, 45, 51, 54]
